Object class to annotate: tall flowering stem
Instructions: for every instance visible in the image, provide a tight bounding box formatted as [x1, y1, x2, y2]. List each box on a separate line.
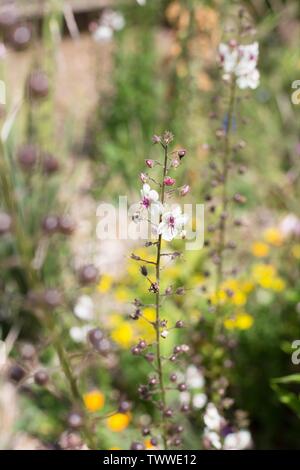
[155, 142, 169, 450]
[215, 78, 236, 327]
[131, 131, 189, 450]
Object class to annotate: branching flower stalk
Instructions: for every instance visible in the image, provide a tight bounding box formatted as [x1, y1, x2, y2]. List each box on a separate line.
[130, 131, 190, 450]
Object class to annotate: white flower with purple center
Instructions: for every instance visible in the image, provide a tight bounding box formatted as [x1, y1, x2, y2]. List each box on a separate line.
[218, 41, 259, 90]
[140, 183, 162, 217]
[157, 206, 188, 242]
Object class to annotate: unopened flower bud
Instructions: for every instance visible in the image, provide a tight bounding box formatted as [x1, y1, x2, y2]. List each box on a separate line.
[172, 159, 180, 168]
[88, 328, 104, 348]
[152, 135, 161, 144]
[177, 149, 186, 159]
[140, 172, 148, 183]
[10, 23, 32, 51]
[180, 185, 190, 197]
[140, 265, 148, 276]
[161, 330, 168, 339]
[145, 159, 154, 168]
[178, 383, 187, 392]
[175, 320, 184, 328]
[164, 177, 175, 186]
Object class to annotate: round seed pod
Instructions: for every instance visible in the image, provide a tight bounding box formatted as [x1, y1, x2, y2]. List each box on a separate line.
[43, 289, 62, 309]
[27, 70, 49, 100]
[10, 23, 32, 51]
[0, 6, 18, 29]
[78, 264, 99, 285]
[8, 364, 26, 383]
[21, 343, 36, 361]
[87, 328, 104, 348]
[17, 144, 38, 171]
[42, 153, 59, 175]
[68, 412, 83, 429]
[42, 215, 59, 235]
[58, 215, 76, 235]
[34, 370, 49, 386]
[0, 212, 12, 235]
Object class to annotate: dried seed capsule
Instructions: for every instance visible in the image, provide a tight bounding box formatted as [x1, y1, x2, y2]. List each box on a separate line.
[42, 215, 59, 234]
[27, 70, 49, 100]
[34, 370, 49, 386]
[0, 212, 12, 235]
[78, 264, 99, 285]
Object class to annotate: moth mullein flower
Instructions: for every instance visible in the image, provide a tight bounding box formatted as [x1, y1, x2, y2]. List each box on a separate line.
[218, 41, 259, 89]
[157, 206, 188, 241]
[140, 183, 162, 216]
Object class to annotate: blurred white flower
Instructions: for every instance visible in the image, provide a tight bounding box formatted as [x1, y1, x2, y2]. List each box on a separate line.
[218, 41, 259, 90]
[0, 43, 7, 60]
[74, 295, 94, 321]
[137, 0, 147, 5]
[223, 430, 252, 450]
[93, 25, 113, 42]
[280, 214, 300, 238]
[204, 430, 222, 450]
[203, 403, 223, 432]
[186, 365, 205, 389]
[157, 206, 188, 241]
[92, 10, 125, 43]
[70, 325, 91, 343]
[192, 392, 207, 409]
[179, 391, 191, 405]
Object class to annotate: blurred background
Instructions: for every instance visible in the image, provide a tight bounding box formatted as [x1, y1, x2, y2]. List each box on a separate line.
[0, 0, 300, 450]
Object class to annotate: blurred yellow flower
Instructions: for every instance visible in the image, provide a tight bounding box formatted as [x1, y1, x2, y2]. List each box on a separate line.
[235, 313, 254, 330]
[240, 280, 254, 294]
[83, 390, 105, 412]
[115, 287, 131, 302]
[291, 244, 300, 259]
[97, 274, 113, 293]
[144, 438, 156, 449]
[224, 313, 254, 330]
[110, 447, 122, 450]
[107, 413, 131, 432]
[263, 228, 283, 247]
[269, 277, 285, 292]
[111, 323, 134, 348]
[231, 290, 247, 307]
[252, 242, 270, 258]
